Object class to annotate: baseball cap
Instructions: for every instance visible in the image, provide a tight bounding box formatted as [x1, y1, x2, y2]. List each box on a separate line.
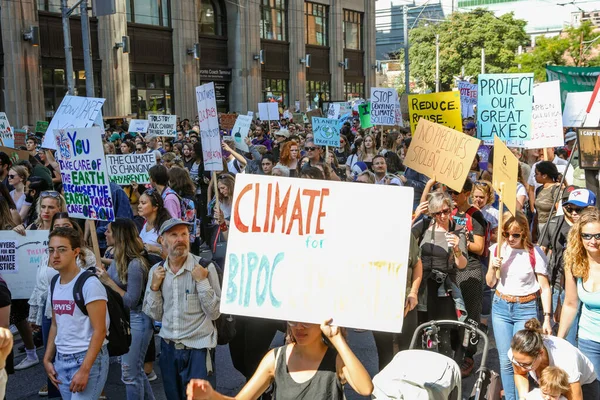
[109, 133, 121, 142]
[565, 130, 577, 143]
[275, 129, 290, 138]
[351, 161, 369, 181]
[561, 185, 579, 201]
[159, 218, 192, 236]
[563, 189, 597, 208]
[465, 122, 476, 130]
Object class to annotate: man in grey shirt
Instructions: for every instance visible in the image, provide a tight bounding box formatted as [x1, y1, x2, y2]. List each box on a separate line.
[143, 219, 221, 400]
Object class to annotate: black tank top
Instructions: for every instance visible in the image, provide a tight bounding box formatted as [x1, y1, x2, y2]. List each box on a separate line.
[273, 345, 344, 400]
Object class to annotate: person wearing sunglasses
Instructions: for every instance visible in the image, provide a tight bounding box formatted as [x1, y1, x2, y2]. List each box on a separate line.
[186, 319, 373, 400]
[510, 318, 598, 400]
[560, 208, 600, 378]
[486, 211, 552, 400]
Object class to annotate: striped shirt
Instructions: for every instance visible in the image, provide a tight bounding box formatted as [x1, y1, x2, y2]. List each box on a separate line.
[143, 253, 221, 349]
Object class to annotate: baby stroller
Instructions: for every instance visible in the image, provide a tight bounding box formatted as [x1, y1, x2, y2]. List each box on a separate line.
[372, 320, 496, 400]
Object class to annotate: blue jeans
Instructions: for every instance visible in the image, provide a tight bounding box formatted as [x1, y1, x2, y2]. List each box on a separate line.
[55, 345, 109, 400]
[582, 379, 600, 399]
[122, 310, 155, 400]
[159, 339, 216, 400]
[491, 294, 538, 400]
[552, 287, 579, 346]
[578, 338, 600, 382]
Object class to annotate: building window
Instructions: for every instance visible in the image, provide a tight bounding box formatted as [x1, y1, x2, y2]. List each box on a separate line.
[42, 68, 101, 116]
[262, 78, 288, 106]
[344, 82, 364, 101]
[306, 80, 330, 109]
[38, 0, 78, 14]
[127, 0, 170, 27]
[199, 0, 226, 36]
[344, 10, 362, 50]
[305, 3, 328, 46]
[131, 73, 173, 119]
[260, 0, 287, 41]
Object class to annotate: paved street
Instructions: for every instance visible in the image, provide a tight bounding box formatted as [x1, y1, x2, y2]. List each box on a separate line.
[7, 325, 500, 400]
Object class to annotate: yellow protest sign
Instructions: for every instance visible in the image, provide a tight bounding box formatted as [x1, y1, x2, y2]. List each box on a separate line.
[492, 135, 518, 216]
[408, 91, 463, 132]
[403, 119, 481, 192]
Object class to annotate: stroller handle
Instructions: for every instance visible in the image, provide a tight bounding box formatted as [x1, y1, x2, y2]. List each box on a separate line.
[409, 320, 490, 370]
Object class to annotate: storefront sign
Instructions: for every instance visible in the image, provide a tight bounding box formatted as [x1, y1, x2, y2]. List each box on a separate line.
[200, 68, 232, 81]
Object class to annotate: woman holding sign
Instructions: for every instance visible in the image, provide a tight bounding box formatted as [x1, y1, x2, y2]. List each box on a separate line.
[137, 189, 171, 258]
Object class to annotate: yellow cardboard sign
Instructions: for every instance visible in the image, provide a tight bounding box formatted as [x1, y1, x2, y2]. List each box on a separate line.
[403, 119, 481, 192]
[492, 135, 518, 216]
[408, 91, 463, 133]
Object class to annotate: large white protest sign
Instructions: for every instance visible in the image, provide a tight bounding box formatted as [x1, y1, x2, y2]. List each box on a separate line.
[106, 153, 156, 185]
[563, 92, 600, 127]
[327, 103, 341, 119]
[128, 119, 149, 134]
[458, 81, 477, 119]
[370, 87, 397, 125]
[258, 102, 279, 121]
[221, 174, 413, 333]
[54, 127, 114, 221]
[231, 115, 253, 153]
[0, 230, 49, 299]
[0, 113, 13, 142]
[147, 114, 177, 138]
[517, 81, 564, 149]
[196, 82, 223, 171]
[41, 95, 105, 150]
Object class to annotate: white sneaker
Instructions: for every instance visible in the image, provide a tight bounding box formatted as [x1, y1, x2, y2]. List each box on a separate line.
[14, 357, 39, 370]
[146, 370, 158, 382]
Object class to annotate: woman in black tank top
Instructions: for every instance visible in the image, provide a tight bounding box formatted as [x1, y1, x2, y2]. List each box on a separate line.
[185, 319, 373, 400]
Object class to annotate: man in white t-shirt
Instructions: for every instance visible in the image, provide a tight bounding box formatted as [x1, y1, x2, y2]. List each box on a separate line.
[43, 227, 110, 400]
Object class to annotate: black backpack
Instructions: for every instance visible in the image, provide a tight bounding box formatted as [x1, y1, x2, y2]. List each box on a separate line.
[51, 269, 132, 357]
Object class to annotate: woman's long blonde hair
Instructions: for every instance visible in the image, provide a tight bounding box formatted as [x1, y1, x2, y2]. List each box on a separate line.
[110, 218, 149, 285]
[34, 192, 67, 228]
[564, 208, 600, 281]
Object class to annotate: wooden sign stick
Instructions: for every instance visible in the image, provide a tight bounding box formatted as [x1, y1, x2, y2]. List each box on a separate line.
[496, 183, 505, 280]
[543, 148, 549, 161]
[86, 219, 103, 269]
[212, 171, 220, 211]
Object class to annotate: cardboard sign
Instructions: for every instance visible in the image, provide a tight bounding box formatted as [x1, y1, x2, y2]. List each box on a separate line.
[196, 82, 223, 172]
[0, 113, 13, 142]
[370, 87, 397, 125]
[312, 117, 340, 147]
[408, 91, 462, 132]
[492, 135, 518, 216]
[292, 113, 303, 123]
[458, 81, 477, 119]
[42, 95, 105, 150]
[106, 153, 156, 185]
[327, 103, 341, 119]
[338, 102, 352, 117]
[221, 174, 413, 333]
[258, 102, 279, 121]
[358, 102, 373, 129]
[577, 128, 600, 169]
[35, 121, 49, 134]
[220, 114, 238, 131]
[477, 73, 534, 145]
[305, 108, 323, 121]
[54, 127, 115, 221]
[147, 114, 177, 138]
[0, 230, 49, 299]
[13, 129, 27, 148]
[295, 101, 301, 112]
[403, 119, 481, 192]
[231, 115, 253, 153]
[128, 119, 149, 134]
[518, 81, 564, 149]
[0, 146, 30, 163]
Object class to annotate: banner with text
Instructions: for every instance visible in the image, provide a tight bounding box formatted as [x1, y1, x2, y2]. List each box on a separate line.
[370, 87, 397, 125]
[403, 119, 481, 192]
[258, 102, 279, 121]
[0, 113, 13, 142]
[106, 153, 156, 185]
[477, 73, 534, 145]
[221, 174, 413, 332]
[54, 127, 114, 221]
[231, 115, 252, 153]
[408, 91, 462, 132]
[493, 135, 518, 216]
[312, 117, 341, 147]
[147, 114, 177, 138]
[196, 82, 223, 171]
[128, 119, 149, 134]
[458, 81, 477, 119]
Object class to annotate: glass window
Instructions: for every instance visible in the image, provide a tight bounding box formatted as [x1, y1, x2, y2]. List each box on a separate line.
[127, 0, 170, 27]
[260, 0, 287, 41]
[305, 3, 328, 46]
[199, 0, 227, 36]
[262, 78, 288, 106]
[306, 80, 330, 109]
[42, 67, 102, 118]
[39, 0, 77, 14]
[344, 82, 364, 101]
[343, 10, 362, 50]
[131, 73, 174, 119]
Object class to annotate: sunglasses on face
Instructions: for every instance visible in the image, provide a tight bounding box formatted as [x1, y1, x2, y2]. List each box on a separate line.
[41, 191, 60, 198]
[287, 321, 310, 328]
[475, 181, 490, 187]
[448, 190, 460, 196]
[502, 232, 522, 239]
[581, 233, 600, 241]
[433, 208, 451, 216]
[564, 205, 584, 214]
[8, 174, 16, 179]
[305, 147, 317, 151]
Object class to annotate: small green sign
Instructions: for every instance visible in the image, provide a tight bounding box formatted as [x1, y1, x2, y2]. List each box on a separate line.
[35, 121, 49, 134]
[358, 102, 373, 129]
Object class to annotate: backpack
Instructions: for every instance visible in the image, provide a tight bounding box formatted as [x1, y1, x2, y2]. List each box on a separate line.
[50, 269, 131, 357]
[546, 216, 567, 287]
[164, 187, 198, 244]
[452, 206, 491, 258]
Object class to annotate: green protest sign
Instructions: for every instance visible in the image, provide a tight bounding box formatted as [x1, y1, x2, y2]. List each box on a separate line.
[35, 121, 49, 134]
[358, 102, 373, 128]
[546, 65, 600, 106]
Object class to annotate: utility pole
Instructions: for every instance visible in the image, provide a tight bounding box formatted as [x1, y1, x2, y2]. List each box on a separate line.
[62, 0, 75, 95]
[80, 0, 95, 97]
[403, 5, 410, 94]
[579, 31, 584, 66]
[481, 48, 485, 74]
[435, 34, 440, 93]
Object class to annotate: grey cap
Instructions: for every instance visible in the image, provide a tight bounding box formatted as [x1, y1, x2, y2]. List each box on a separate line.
[159, 218, 191, 236]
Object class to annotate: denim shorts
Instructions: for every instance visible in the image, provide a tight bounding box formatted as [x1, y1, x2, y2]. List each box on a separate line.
[55, 345, 109, 400]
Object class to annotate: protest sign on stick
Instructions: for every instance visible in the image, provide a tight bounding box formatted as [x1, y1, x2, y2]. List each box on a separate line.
[128, 119, 149, 134]
[106, 153, 156, 184]
[477, 73, 534, 145]
[54, 127, 115, 221]
[370, 87, 397, 126]
[0, 147, 29, 163]
[358, 102, 373, 129]
[492, 135, 518, 217]
[147, 115, 177, 138]
[312, 117, 340, 147]
[305, 108, 323, 120]
[403, 119, 481, 192]
[0, 113, 13, 143]
[258, 103, 279, 121]
[221, 174, 413, 332]
[327, 103, 341, 119]
[563, 92, 600, 128]
[220, 114, 238, 131]
[196, 82, 223, 171]
[407, 91, 462, 132]
[42, 95, 105, 150]
[231, 115, 253, 153]
[458, 81, 477, 119]
[576, 128, 600, 169]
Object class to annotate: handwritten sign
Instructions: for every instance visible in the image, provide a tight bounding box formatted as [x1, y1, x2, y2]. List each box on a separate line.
[370, 87, 397, 125]
[458, 81, 477, 119]
[128, 119, 149, 134]
[493, 135, 518, 216]
[0, 113, 13, 142]
[231, 115, 253, 153]
[54, 127, 114, 221]
[196, 82, 223, 172]
[306, 108, 323, 121]
[147, 114, 176, 138]
[220, 114, 238, 131]
[517, 81, 563, 149]
[563, 92, 600, 128]
[408, 91, 462, 132]
[41, 95, 105, 150]
[106, 153, 156, 185]
[35, 121, 49, 134]
[327, 103, 341, 119]
[221, 174, 413, 332]
[0, 230, 49, 299]
[258, 102, 279, 121]
[403, 119, 481, 192]
[577, 128, 600, 169]
[312, 117, 340, 147]
[477, 73, 534, 144]
[358, 102, 373, 129]
[0, 146, 30, 163]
